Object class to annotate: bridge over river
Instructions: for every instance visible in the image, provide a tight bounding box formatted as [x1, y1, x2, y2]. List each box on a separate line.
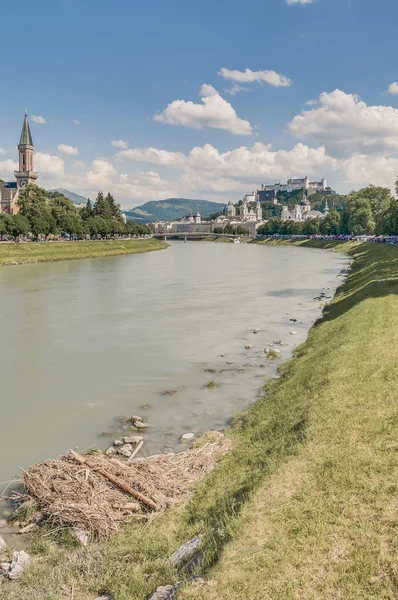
[152, 232, 250, 241]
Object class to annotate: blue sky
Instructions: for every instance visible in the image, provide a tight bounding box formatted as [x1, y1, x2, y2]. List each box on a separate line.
[1, 0, 398, 207]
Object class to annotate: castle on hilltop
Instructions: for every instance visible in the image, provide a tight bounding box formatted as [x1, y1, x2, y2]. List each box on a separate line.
[0, 112, 39, 214]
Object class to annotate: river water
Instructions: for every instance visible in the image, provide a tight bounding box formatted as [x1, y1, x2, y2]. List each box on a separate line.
[0, 241, 347, 496]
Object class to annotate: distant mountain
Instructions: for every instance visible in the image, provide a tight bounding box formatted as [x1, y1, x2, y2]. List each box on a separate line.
[123, 198, 226, 223]
[50, 188, 88, 205]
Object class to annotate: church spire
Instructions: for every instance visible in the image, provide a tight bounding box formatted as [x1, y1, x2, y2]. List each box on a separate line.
[19, 111, 34, 147]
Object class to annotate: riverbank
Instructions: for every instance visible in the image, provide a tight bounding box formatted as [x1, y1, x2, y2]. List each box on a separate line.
[5, 240, 398, 599]
[0, 238, 168, 266]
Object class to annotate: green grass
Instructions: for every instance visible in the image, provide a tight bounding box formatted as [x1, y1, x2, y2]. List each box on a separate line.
[0, 238, 167, 266]
[5, 240, 398, 600]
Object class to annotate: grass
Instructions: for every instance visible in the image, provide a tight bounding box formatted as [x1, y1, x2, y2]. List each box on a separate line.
[0, 238, 168, 266]
[5, 240, 398, 600]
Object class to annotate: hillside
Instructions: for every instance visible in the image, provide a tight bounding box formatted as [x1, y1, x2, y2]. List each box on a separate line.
[124, 198, 225, 223]
[50, 188, 88, 205]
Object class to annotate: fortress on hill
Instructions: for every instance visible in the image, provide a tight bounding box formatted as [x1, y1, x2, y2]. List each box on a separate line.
[0, 112, 39, 214]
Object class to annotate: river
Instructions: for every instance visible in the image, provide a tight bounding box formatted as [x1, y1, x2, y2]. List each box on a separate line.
[0, 241, 348, 501]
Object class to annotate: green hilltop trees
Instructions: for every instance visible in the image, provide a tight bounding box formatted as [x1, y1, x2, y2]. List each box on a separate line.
[0, 185, 149, 240]
[257, 184, 398, 237]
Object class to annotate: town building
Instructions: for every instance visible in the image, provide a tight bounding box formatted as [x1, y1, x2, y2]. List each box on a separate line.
[0, 112, 38, 214]
[260, 177, 328, 195]
[281, 193, 329, 222]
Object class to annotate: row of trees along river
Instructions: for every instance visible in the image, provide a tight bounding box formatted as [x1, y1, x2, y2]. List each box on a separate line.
[257, 184, 398, 237]
[0, 185, 150, 239]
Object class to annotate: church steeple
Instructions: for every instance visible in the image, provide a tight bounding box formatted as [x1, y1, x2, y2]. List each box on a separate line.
[14, 110, 38, 189]
[19, 111, 34, 147]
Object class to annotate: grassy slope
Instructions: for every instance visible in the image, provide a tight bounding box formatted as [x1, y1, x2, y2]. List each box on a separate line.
[5, 240, 398, 600]
[181, 240, 398, 600]
[0, 239, 168, 266]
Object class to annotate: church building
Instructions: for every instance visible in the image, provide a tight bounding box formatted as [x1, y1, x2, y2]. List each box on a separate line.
[0, 112, 39, 214]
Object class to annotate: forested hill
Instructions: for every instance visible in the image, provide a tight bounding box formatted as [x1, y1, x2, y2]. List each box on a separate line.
[123, 198, 226, 223]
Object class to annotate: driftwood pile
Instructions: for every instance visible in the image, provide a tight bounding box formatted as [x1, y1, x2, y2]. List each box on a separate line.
[20, 442, 227, 538]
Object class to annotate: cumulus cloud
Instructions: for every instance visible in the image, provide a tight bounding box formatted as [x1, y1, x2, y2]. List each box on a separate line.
[35, 153, 65, 178]
[219, 68, 291, 87]
[286, 0, 316, 4]
[31, 115, 46, 124]
[0, 148, 5, 155]
[385, 82, 398, 95]
[73, 120, 80, 126]
[288, 89, 398, 156]
[117, 147, 186, 167]
[0, 159, 18, 177]
[154, 84, 253, 135]
[111, 140, 128, 149]
[57, 143, 79, 156]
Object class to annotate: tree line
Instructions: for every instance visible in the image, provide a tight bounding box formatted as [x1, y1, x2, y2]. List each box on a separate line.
[0, 185, 150, 240]
[257, 185, 398, 237]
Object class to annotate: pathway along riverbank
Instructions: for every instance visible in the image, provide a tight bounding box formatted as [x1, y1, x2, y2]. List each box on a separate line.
[0, 238, 168, 266]
[4, 240, 398, 600]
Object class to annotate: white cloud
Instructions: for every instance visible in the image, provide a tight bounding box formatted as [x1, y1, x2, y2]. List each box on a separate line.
[224, 83, 252, 96]
[385, 82, 398, 96]
[73, 160, 86, 169]
[35, 153, 65, 179]
[219, 68, 291, 87]
[0, 148, 5, 155]
[117, 147, 186, 167]
[286, 0, 316, 4]
[288, 89, 398, 156]
[31, 115, 46, 124]
[154, 84, 253, 135]
[0, 159, 18, 178]
[57, 143, 79, 156]
[111, 140, 128, 149]
[73, 120, 80, 126]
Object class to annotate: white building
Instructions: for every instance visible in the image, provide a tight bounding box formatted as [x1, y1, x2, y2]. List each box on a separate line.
[261, 177, 327, 195]
[281, 194, 329, 222]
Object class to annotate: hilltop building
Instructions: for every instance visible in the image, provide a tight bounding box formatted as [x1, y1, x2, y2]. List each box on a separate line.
[260, 177, 328, 196]
[0, 112, 38, 214]
[281, 193, 329, 222]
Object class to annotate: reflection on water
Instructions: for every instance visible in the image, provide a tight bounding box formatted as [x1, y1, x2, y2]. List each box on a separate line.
[0, 241, 347, 489]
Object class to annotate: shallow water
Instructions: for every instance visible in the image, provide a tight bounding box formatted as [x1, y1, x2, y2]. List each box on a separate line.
[0, 241, 348, 496]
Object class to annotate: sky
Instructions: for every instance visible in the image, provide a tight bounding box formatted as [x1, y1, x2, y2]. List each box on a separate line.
[1, 0, 398, 208]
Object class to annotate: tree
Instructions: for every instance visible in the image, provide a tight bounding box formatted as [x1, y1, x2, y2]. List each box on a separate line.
[213, 227, 223, 234]
[382, 198, 398, 234]
[9, 214, 29, 240]
[303, 218, 320, 235]
[105, 192, 122, 220]
[0, 213, 12, 238]
[93, 192, 113, 219]
[348, 186, 392, 234]
[319, 210, 341, 235]
[346, 196, 375, 235]
[81, 199, 93, 220]
[236, 226, 248, 236]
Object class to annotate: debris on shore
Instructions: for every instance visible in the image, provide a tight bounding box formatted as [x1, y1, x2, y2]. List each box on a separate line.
[16, 440, 228, 538]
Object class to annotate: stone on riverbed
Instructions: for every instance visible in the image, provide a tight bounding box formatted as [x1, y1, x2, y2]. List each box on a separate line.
[290, 331, 298, 335]
[122, 435, 143, 444]
[148, 585, 175, 600]
[165, 535, 203, 567]
[117, 444, 133, 458]
[245, 344, 253, 350]
[105, 447, 116, 457]
[0, 536, 6, 552]
[181, 433, 195, 441]
[8, 550, 30, 580]
[113, 440, 123, 447]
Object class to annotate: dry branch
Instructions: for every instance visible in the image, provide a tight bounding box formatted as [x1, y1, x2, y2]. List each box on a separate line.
[21, 441, 228, 537]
